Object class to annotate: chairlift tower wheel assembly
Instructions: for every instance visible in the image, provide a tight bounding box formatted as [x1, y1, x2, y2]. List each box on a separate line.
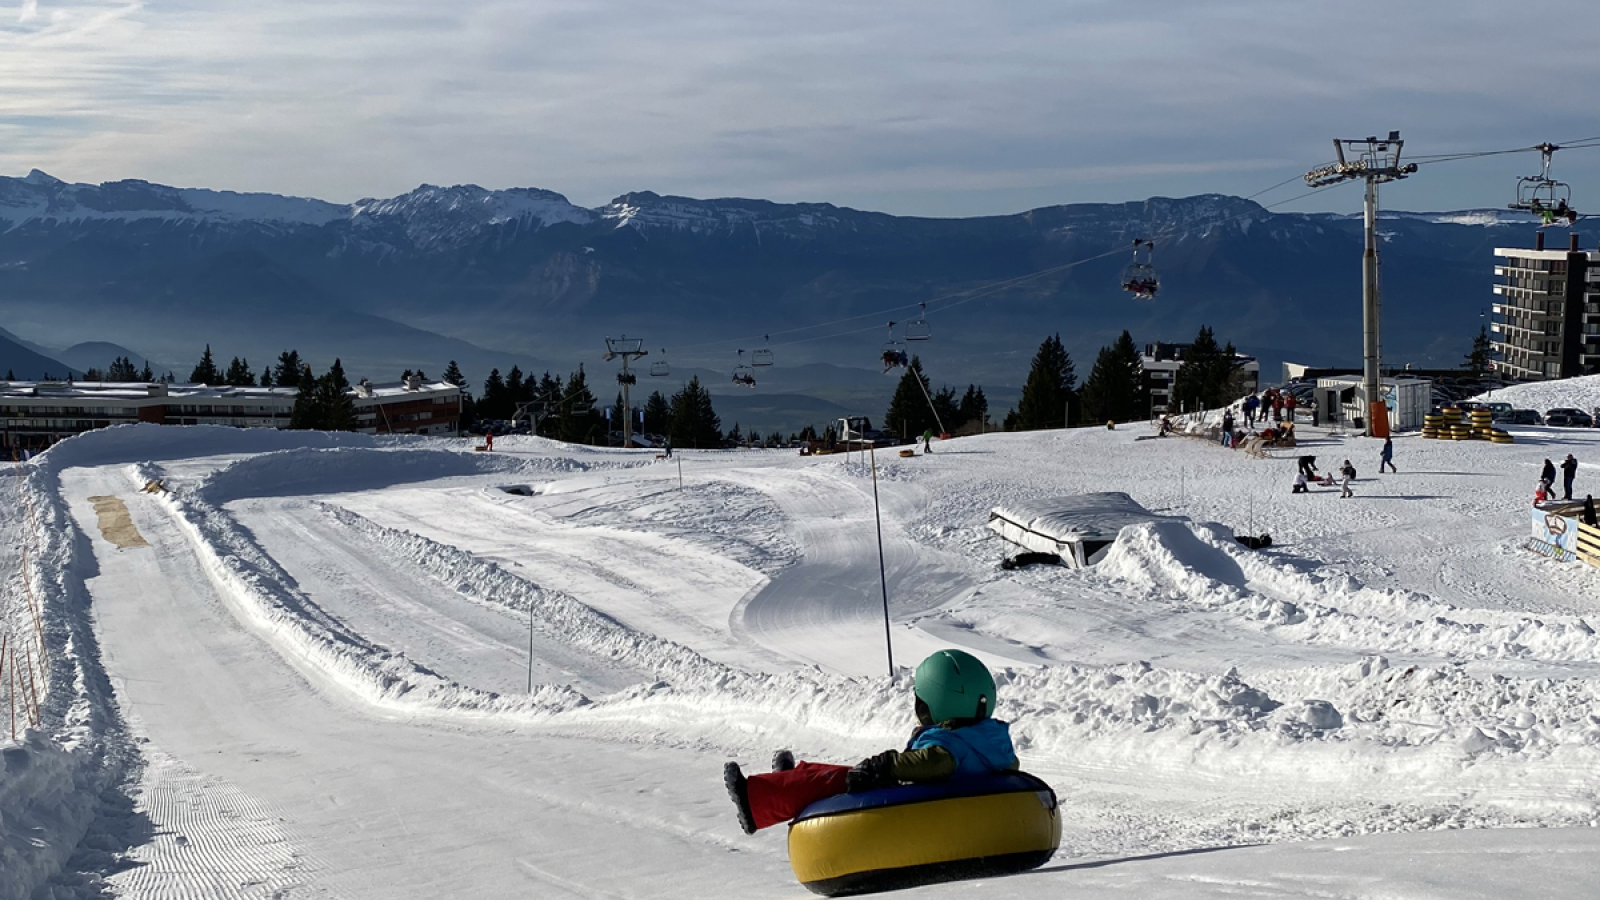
[1304, 131, 1417, 438]
[603, 336, 648, 446]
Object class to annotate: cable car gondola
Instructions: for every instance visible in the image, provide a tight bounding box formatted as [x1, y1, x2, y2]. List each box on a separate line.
[752, 334, 775, 367]
[1510, 143, 1578, 226]
[881, 322, 909, 373]
[904, 303, 931, 342]
[650, 350, 670, 377]
[1120, 239, 1159, 299]
[733, 350, 757, 387]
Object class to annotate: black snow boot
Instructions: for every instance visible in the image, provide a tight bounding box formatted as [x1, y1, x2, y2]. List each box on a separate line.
[771, 749, 796, 772]
[724, 762, 756, 835]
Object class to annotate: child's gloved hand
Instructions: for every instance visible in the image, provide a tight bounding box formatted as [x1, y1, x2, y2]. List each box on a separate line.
[845, 751, 899, 792]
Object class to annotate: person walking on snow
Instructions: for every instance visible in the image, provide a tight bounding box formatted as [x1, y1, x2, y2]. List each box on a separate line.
[1339, 459, 1356, 498]
[1541, 459, 1558, 496]
[723, 650, 1018, 834]
[1561, 454, 1579, 501]
[1221, 411, 1234, 447]
[1285, 392, 1298, 422]
[1243, 394, 1259, 427]
[1380, 437, 1396, 473]
[922, 428, 934, 454]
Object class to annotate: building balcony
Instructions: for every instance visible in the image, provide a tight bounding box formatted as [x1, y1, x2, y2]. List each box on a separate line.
[1494, 284, 1550, 298]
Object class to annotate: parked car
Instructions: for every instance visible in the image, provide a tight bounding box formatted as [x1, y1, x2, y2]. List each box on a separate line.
[1544, 408, 1595, 428]
[1510, 409, 1544, 426]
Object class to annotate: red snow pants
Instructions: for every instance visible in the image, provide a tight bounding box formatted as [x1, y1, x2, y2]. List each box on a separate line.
[746, 762, 851, 830]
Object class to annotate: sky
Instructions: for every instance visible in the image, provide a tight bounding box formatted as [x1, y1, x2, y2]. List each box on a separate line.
[3, 0, 1599, 218]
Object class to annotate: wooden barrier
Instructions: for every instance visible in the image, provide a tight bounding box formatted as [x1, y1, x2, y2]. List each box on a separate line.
[1578, 521, 1600, 569]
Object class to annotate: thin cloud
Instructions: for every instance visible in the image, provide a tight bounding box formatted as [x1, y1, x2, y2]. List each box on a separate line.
[1, 0, 1597, 216]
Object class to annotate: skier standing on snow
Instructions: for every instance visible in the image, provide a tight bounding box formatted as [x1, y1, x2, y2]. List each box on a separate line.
[1380, 437, 1396, 474]
[1561, 454, 1578, 501]
[723, 650, 1017, 834]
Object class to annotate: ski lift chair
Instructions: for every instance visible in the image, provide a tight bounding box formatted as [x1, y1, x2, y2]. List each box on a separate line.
[733, 350, 757, 387]
[650, 353, 670, 377]
[1120, 239, 1159, 299]
[752, 336, 775, 367]
[880, 322, 909, 372]
[904, 303, 932, 342]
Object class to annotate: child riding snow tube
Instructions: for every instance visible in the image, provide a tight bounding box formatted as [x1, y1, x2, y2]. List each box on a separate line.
[786, 771, 1060, 896]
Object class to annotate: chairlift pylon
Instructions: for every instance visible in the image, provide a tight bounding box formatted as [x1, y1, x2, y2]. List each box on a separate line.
[1120, 239, 1159, 299]
[904, 302, 932, 342]
[732, 350, 757, 387]
[650, 349, 670, 377]
[880, 322, 910, 373]
[1510, 143, 1578, 226]
[748, 333, 774, 365]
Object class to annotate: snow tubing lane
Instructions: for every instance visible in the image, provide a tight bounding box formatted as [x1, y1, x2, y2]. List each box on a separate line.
[786, 772, 1060, 896]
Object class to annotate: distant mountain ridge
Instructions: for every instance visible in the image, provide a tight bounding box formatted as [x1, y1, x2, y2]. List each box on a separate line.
[0, 170, 1575, 426]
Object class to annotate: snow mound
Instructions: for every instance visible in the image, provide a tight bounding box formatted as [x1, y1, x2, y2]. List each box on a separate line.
[1471, 375, 1600, 416]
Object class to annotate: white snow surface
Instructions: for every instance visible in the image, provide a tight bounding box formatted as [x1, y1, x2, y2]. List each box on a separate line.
[7, 420, 1600, 897]
[1472, 374, 1600, 417]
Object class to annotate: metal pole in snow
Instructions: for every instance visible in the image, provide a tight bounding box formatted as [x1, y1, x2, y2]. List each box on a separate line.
[677, 456, 683, 490]
[527, 600, 535, 694]
[869, 445, 894, 677]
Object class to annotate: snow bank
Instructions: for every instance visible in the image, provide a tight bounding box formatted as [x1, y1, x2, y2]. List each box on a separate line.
[1472, 375, 1600, 416]
[0, 733, 95, 900]
[0, 459, 143, 898]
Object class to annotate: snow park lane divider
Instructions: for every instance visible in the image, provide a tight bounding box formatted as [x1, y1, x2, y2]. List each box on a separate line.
[1098, 520, 1600, 665]
[301, 501, 1310, 764]
[194, 444, 594, 504]
[125, 463, 591, 721]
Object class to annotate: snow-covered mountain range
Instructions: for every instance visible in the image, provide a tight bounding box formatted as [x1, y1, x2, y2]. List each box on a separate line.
[0, 169, 1577, 402]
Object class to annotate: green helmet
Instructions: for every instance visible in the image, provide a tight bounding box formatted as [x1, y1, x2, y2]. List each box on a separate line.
[913, 649, 996, 724]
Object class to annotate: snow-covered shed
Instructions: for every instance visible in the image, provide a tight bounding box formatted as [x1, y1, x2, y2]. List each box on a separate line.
[988, 492, 1174, 567]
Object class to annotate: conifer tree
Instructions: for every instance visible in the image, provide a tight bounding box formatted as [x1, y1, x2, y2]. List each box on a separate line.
[4, 369, 14, 381]
[224, 356, 256, 387]
[442, 361, 466, 387]
[317, 359, 355, 430]
[290, 365, 319, 428]
[273, 351, 304, 389]
[958, 385, 988, 431]
[668, 376, 722, 448]
[1171, 326, 1240, 412]
[559, 365, 600, 444]
[481, 368, 507, 420]
[259, 367, 273, 387]
[107, 356, 139, 381]
[642, 390, 672, 435]
[1464, 326, 1493, 378]
[1079, 331, 1147, 424]
[189, 345, 221, 384]
[139, 362, 155, 382]
[1013, 334, 1077, 430]
[883, 356, 937, 439]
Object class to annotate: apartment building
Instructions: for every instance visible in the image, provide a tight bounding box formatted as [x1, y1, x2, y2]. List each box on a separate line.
[1491, 232, 1600, 380]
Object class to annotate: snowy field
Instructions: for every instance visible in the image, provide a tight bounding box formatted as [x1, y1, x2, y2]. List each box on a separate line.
[6, 416, 1600, 898]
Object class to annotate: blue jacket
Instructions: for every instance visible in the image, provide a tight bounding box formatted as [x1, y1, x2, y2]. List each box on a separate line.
[907, 718, 1018, 777]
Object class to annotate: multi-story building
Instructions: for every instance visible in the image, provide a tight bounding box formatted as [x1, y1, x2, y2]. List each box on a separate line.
[0, 376, 461, 452]
[1141, 342, 1261, 415]
[1491, 232, 1600, 381]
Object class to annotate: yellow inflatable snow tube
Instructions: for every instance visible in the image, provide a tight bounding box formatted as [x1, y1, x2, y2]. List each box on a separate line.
[787, 772, 1060, 896]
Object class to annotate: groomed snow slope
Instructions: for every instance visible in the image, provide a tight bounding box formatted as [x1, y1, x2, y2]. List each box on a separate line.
[8, 420, 1600, 897]
[1472, 373, 1600, 416]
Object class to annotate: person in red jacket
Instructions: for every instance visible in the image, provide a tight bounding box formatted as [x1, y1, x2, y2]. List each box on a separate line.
[723, 650, 1017, 834]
